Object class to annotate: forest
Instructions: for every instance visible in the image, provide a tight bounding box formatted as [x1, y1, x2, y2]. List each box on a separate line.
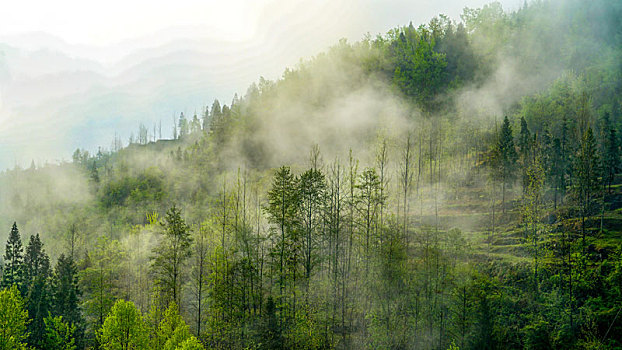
[1, 0, 622, 349]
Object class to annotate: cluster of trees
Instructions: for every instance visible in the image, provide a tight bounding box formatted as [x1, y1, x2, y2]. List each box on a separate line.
[6, 112, 621, 348]
[0, 222, 84, 349]
[1, 0, 621, 348]
[0, 214, 204, 350]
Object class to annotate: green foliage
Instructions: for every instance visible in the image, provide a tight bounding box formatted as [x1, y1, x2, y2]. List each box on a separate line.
[523, 319, 551, 350]
[298, 168, 326, 280]
[178, 113, 189, 139]
[43, 315, 77, 350]
[602, 112, 620, 191]
[51, 254, 85, 348]
[391, 28, 448, 110]
[265, 166, 302, 304]
[496, 116, 518, 181]
[177, 337, 205, 350]
[257, 296, 282, 350]
[23, 233, 52, 348]
[154, 302, 200, 350]
[1, 222, 24, 291]
[99, 169, 166, 208]
[2, 0, 622, 349]
[51, 254, 82, 323]
[98, 300, 148, 350]
[151, 205, 192, 306]
[79, 236, 125, 331]
[573, 127, 602, 246]
[0, 285, 29, 350]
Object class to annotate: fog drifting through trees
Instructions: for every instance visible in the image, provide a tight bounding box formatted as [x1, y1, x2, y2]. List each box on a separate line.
[0, 0, 621, 349]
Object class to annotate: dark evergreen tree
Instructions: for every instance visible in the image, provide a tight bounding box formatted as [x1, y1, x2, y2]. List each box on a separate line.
[471, 291, 494, 350]
[518, 116, 532, 192]
[549, 138, 565, 209]
[392, 28, 448, 111]
[209, 99, 230, 147]
[201, 106, 210, 131]
[221, 104, 230, 118]
[190, 113, 201, 134]
[572, 127, 601, 251]
[602, 112, 620, 192]
[258, 296, 283, 350]
[23, 233, 51, 348]
[51, 254, 85, 348]
[89, 161, 99, 183]
[494, 116, 518, 212]
[210, 99, 222, 120]
[1, 222, 24, 291]
[178, 112, 189, 138]
[518, 116, 531, 156]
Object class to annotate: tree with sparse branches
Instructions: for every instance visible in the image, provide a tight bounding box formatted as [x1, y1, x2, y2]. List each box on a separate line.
[151, 205, 192, 307]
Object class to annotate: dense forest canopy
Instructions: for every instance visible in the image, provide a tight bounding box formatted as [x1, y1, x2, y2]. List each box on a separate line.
[1, 0, 622, 349]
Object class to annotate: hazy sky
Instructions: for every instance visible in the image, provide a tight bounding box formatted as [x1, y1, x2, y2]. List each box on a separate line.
[0, 0, 521, 169]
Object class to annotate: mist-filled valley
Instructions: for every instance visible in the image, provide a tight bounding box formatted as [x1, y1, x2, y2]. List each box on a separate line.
[1, 0, 622, 349]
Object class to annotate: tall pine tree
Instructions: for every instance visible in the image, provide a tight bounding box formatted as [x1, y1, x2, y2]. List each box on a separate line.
[23, 233, 51, 348]
[602, 112, 620, 192]
[1, 222, 24, 291]
[573, 127, 601, 251]
[518, 116, 532, 193]
[494, 116, 518, 213]
[51, 254, 85, 347]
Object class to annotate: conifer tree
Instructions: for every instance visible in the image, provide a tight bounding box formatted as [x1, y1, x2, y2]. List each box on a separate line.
[1, 222, 24, 291]
[495, 116, 518, 212]
[602, 112, 620, 192]
[549, 138, 565, 208]
[201, 106, 210, 131]
[518, 116, 532, 192]
[573, 127, 601, 251]
[190, 113, 201, 134]
[522, 150, 545, 294]
[51, 254, 85, 347]
[23, 233, 51, 348]
[208, 99, 223, 134]
[178, 112, 189, 138]
[258, 296, 283, 350]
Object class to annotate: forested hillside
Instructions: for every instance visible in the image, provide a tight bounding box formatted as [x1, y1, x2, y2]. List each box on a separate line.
[1, 0, 621, 349]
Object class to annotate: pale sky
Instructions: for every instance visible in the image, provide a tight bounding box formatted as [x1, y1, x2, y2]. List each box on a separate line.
[0, 0, 521, 63]
[0, 0, 521, 168]
[1, 1, 259, 44]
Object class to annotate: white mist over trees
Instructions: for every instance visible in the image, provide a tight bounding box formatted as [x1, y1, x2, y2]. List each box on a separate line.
[0, 0, 621, 349]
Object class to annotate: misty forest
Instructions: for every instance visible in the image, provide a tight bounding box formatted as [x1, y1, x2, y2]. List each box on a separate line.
[1, 0, 622, 349]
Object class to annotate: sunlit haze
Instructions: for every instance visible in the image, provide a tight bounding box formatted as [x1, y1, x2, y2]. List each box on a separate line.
[0, 0, 521, 168]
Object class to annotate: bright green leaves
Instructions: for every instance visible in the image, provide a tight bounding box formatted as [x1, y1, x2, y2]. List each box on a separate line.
[0, 285, 29, 350]
[98, 300, 149, 350]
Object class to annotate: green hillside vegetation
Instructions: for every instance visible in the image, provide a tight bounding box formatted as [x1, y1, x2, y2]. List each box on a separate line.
[0, 0, 621, 348]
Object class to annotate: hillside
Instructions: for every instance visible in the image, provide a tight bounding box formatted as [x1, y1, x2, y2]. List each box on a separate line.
[0, 0, 621, 349]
